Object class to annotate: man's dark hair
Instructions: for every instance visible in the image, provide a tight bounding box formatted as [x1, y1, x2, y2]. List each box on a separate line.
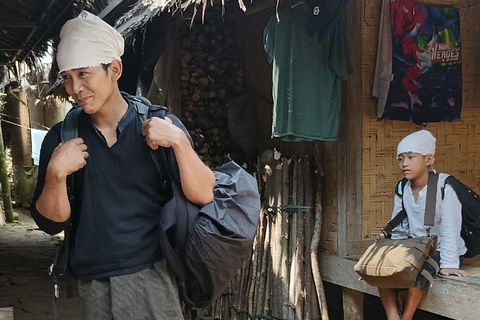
[101, 63, 111, 74]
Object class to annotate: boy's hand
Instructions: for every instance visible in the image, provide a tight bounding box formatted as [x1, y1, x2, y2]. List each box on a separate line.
[439, 268, 469, 277]
[48, 138, 89, 178]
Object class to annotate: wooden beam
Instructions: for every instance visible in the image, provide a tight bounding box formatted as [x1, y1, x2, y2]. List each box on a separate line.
[21, 0, 75, 63]
[343, 288, 363, 320]
[320, 253, 480, 320]
[98, 0, 124, 19]
[344, 0, 363, 248]
[0, 48, 25, 51]
[0, 22, 36, 28]
[338, 0, 363, 259]
[11, 0, 57, 62]
[11, 0, 58, 62]
[0, 307, 14, 320]
[99, 0, 139, 25]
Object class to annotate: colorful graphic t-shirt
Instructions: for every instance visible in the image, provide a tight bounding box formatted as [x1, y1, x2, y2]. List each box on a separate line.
[263, 10, 352, 141]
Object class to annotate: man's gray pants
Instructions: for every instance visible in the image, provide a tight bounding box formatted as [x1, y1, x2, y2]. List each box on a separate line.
[78, 260, 184, 320]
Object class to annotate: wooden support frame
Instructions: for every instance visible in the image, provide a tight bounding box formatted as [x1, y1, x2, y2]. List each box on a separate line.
[320, 254, 480, 319]
[337, 0, 363, 258]
[343, 288, 364, 320]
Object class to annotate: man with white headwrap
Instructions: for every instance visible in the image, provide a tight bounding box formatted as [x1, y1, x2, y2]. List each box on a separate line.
[30, 11, 215, 320]
[377, 129, 467, 320]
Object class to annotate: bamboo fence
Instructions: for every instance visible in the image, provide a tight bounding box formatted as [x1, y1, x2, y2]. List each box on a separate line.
[199, 152, 327, 320]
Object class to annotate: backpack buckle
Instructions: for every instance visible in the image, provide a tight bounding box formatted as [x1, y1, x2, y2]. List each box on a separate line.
[48, 263, 54, 277]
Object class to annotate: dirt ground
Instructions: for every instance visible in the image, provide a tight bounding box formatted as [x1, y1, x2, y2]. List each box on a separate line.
[0, 208, 84, 320]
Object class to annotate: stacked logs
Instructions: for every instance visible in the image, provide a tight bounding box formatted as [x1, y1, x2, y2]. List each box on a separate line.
[199, 152, 327, 320]
[179, 12, 243, 168]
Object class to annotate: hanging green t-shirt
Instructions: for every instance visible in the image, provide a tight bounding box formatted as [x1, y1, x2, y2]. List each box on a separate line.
[263, 10, 353, 141]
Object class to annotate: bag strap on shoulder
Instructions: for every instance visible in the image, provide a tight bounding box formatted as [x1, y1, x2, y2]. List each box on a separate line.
[383, 173, 438, 236]
[395, 178, 408, 197]
[60, 106, 82, 143]
[129, 95, 172, 187]
[424, 172, 439, 228]
[383, 178, 408, 236]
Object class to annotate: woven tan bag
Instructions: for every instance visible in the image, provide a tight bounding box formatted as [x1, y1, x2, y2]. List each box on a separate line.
[355, 173, 440, 288]
[354, 236, 436, 288]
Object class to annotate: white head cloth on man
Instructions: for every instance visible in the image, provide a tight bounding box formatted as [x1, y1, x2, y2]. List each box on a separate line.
[397, 130, 436, 157]
[56, 11, 124, 73]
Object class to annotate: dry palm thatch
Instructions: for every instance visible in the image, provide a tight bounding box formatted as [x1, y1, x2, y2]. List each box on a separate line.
[115, 0, 250, 39]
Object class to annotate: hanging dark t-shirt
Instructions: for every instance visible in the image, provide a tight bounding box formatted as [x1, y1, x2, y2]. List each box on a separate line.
[31, 99, 189, 279]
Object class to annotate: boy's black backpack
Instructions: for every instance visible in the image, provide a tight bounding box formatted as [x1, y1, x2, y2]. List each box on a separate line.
[395, 175, 480, 258]
[57, 92, 261, 310]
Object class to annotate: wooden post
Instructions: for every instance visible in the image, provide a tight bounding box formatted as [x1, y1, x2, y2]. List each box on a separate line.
[343, 288, 364, 320]
[258, 165, 272, 316]
[311, 149, 329, 320]
[289, 156, 298, 318]
[0, 120, 14, 223]
[280, 158, 290, 317]
[271, 160, 283, 318]
[294, 157, 305, 319]
[5, 86, 31, 166]
[304, 155, 320, 319]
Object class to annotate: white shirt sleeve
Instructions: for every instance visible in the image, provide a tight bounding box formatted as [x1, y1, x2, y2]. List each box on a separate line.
[438, 184, 463, 269]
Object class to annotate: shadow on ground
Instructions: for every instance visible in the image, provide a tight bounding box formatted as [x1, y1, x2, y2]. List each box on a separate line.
[0, 208, 84, 320]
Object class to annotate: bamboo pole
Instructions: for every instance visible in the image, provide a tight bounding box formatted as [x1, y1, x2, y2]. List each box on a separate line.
[304, 154, 320, 320]
[280, 158, 291, 318]
[0, 120, 14, 223]
[235, 256, 248, 320]
[251, 210, 265, 316]
[271, 160, 283, 318]
[294, 157, 305, 319]
[263, 214, 272, 315]
[311, 151, 329, 320]
[255, 212, 271, 315]
[250, 160, 266, 316]
[258, 165, 272, 316]
[289, 156, 298, 318]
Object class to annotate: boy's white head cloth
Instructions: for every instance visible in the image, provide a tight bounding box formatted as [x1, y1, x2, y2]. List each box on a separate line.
[397, 130, 436, 157]
[56, 11, 124, 73]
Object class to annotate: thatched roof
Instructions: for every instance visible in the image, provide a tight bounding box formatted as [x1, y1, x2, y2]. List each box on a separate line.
[0, 0, 119, 68]
[115, 0, 253, 38]
[0, 0, 256, 70]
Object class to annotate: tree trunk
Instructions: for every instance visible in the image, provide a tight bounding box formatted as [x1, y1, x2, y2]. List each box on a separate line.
[0, 121, 14, 223]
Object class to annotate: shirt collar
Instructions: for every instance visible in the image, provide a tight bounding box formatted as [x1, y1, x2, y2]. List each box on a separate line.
[117, 98, 136, 134]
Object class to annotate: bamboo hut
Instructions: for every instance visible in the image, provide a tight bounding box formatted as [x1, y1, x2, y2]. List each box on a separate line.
[2, 0, 480, 319]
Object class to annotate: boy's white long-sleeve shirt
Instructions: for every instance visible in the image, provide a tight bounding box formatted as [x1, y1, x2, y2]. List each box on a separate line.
[391, 173, 467, 269]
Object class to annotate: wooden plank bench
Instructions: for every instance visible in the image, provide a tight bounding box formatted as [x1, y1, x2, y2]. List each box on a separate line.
[320, 254, 480, 320]
[0, 307, 13, 320]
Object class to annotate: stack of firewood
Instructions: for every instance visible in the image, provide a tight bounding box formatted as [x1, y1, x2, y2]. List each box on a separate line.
[179, 13, 243, 168]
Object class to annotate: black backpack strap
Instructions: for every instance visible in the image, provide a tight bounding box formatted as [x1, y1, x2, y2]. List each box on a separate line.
[383, 178, 409, 236]
[50, 105, 82, 309]
[395, 178, 408, 198]
[130, 97, 170, 188]
[441, 175, 456, 200]
[383, 210, 407, 237]
[60, 106, 82, 143]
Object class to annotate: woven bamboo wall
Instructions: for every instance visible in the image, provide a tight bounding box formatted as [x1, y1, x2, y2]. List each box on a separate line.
[362, 0, 480, 239]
